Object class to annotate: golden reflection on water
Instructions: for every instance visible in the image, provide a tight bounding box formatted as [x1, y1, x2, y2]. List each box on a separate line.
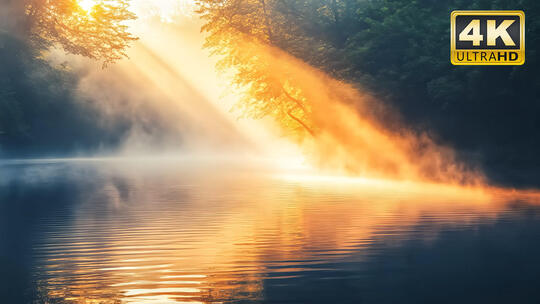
[30, 164, 532, 303]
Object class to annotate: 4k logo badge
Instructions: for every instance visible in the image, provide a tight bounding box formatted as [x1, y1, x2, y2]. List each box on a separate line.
[451, 11, 525, 65]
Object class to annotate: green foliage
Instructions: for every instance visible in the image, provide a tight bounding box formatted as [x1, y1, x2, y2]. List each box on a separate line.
[0, 78, 27, 140]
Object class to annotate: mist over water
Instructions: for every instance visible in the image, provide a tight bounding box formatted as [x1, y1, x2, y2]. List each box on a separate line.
[18, 3, 476, 185]
[35, 12, 305, 165]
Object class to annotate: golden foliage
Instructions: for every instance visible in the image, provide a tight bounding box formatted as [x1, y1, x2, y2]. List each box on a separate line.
[197, 0, 316, 138]
[26, 0, 138, 67]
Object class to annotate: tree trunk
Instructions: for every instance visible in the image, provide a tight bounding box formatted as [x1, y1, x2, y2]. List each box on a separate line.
[281, 86, 314, 136]
[281, 86, 307, 113]
[287, 109, 315, 136]
[259, 0, 274, 42]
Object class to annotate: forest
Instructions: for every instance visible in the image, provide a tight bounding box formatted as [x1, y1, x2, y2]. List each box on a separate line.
[1, 0, 539, 186]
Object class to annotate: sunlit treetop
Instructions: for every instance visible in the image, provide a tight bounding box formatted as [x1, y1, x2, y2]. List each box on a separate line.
[25, 0, 138, 67]
[197, 0, 316, 138]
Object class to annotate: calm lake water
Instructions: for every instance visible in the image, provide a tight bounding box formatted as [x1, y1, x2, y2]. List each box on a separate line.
[1, 160, 540, 303]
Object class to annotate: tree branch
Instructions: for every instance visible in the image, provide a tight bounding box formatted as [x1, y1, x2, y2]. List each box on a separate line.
[281, 85, 307, 113]
[287, 109, 315, 136]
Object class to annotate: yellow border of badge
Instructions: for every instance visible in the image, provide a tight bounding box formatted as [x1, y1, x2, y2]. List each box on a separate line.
[450, 10, 525, 65]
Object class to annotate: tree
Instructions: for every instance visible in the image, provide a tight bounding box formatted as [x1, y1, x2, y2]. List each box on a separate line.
[196, 0, 368, 137]
[0, 0, 138, 155]
[197, 0, 540, 185]
[24, 0, 138, 66]
[197, 0, 316, 137]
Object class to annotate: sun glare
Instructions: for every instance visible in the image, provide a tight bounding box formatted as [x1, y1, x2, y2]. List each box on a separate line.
[78, 0, 98, 12]
[131, 0, 196, 21]
[76, 0, 197, 21]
